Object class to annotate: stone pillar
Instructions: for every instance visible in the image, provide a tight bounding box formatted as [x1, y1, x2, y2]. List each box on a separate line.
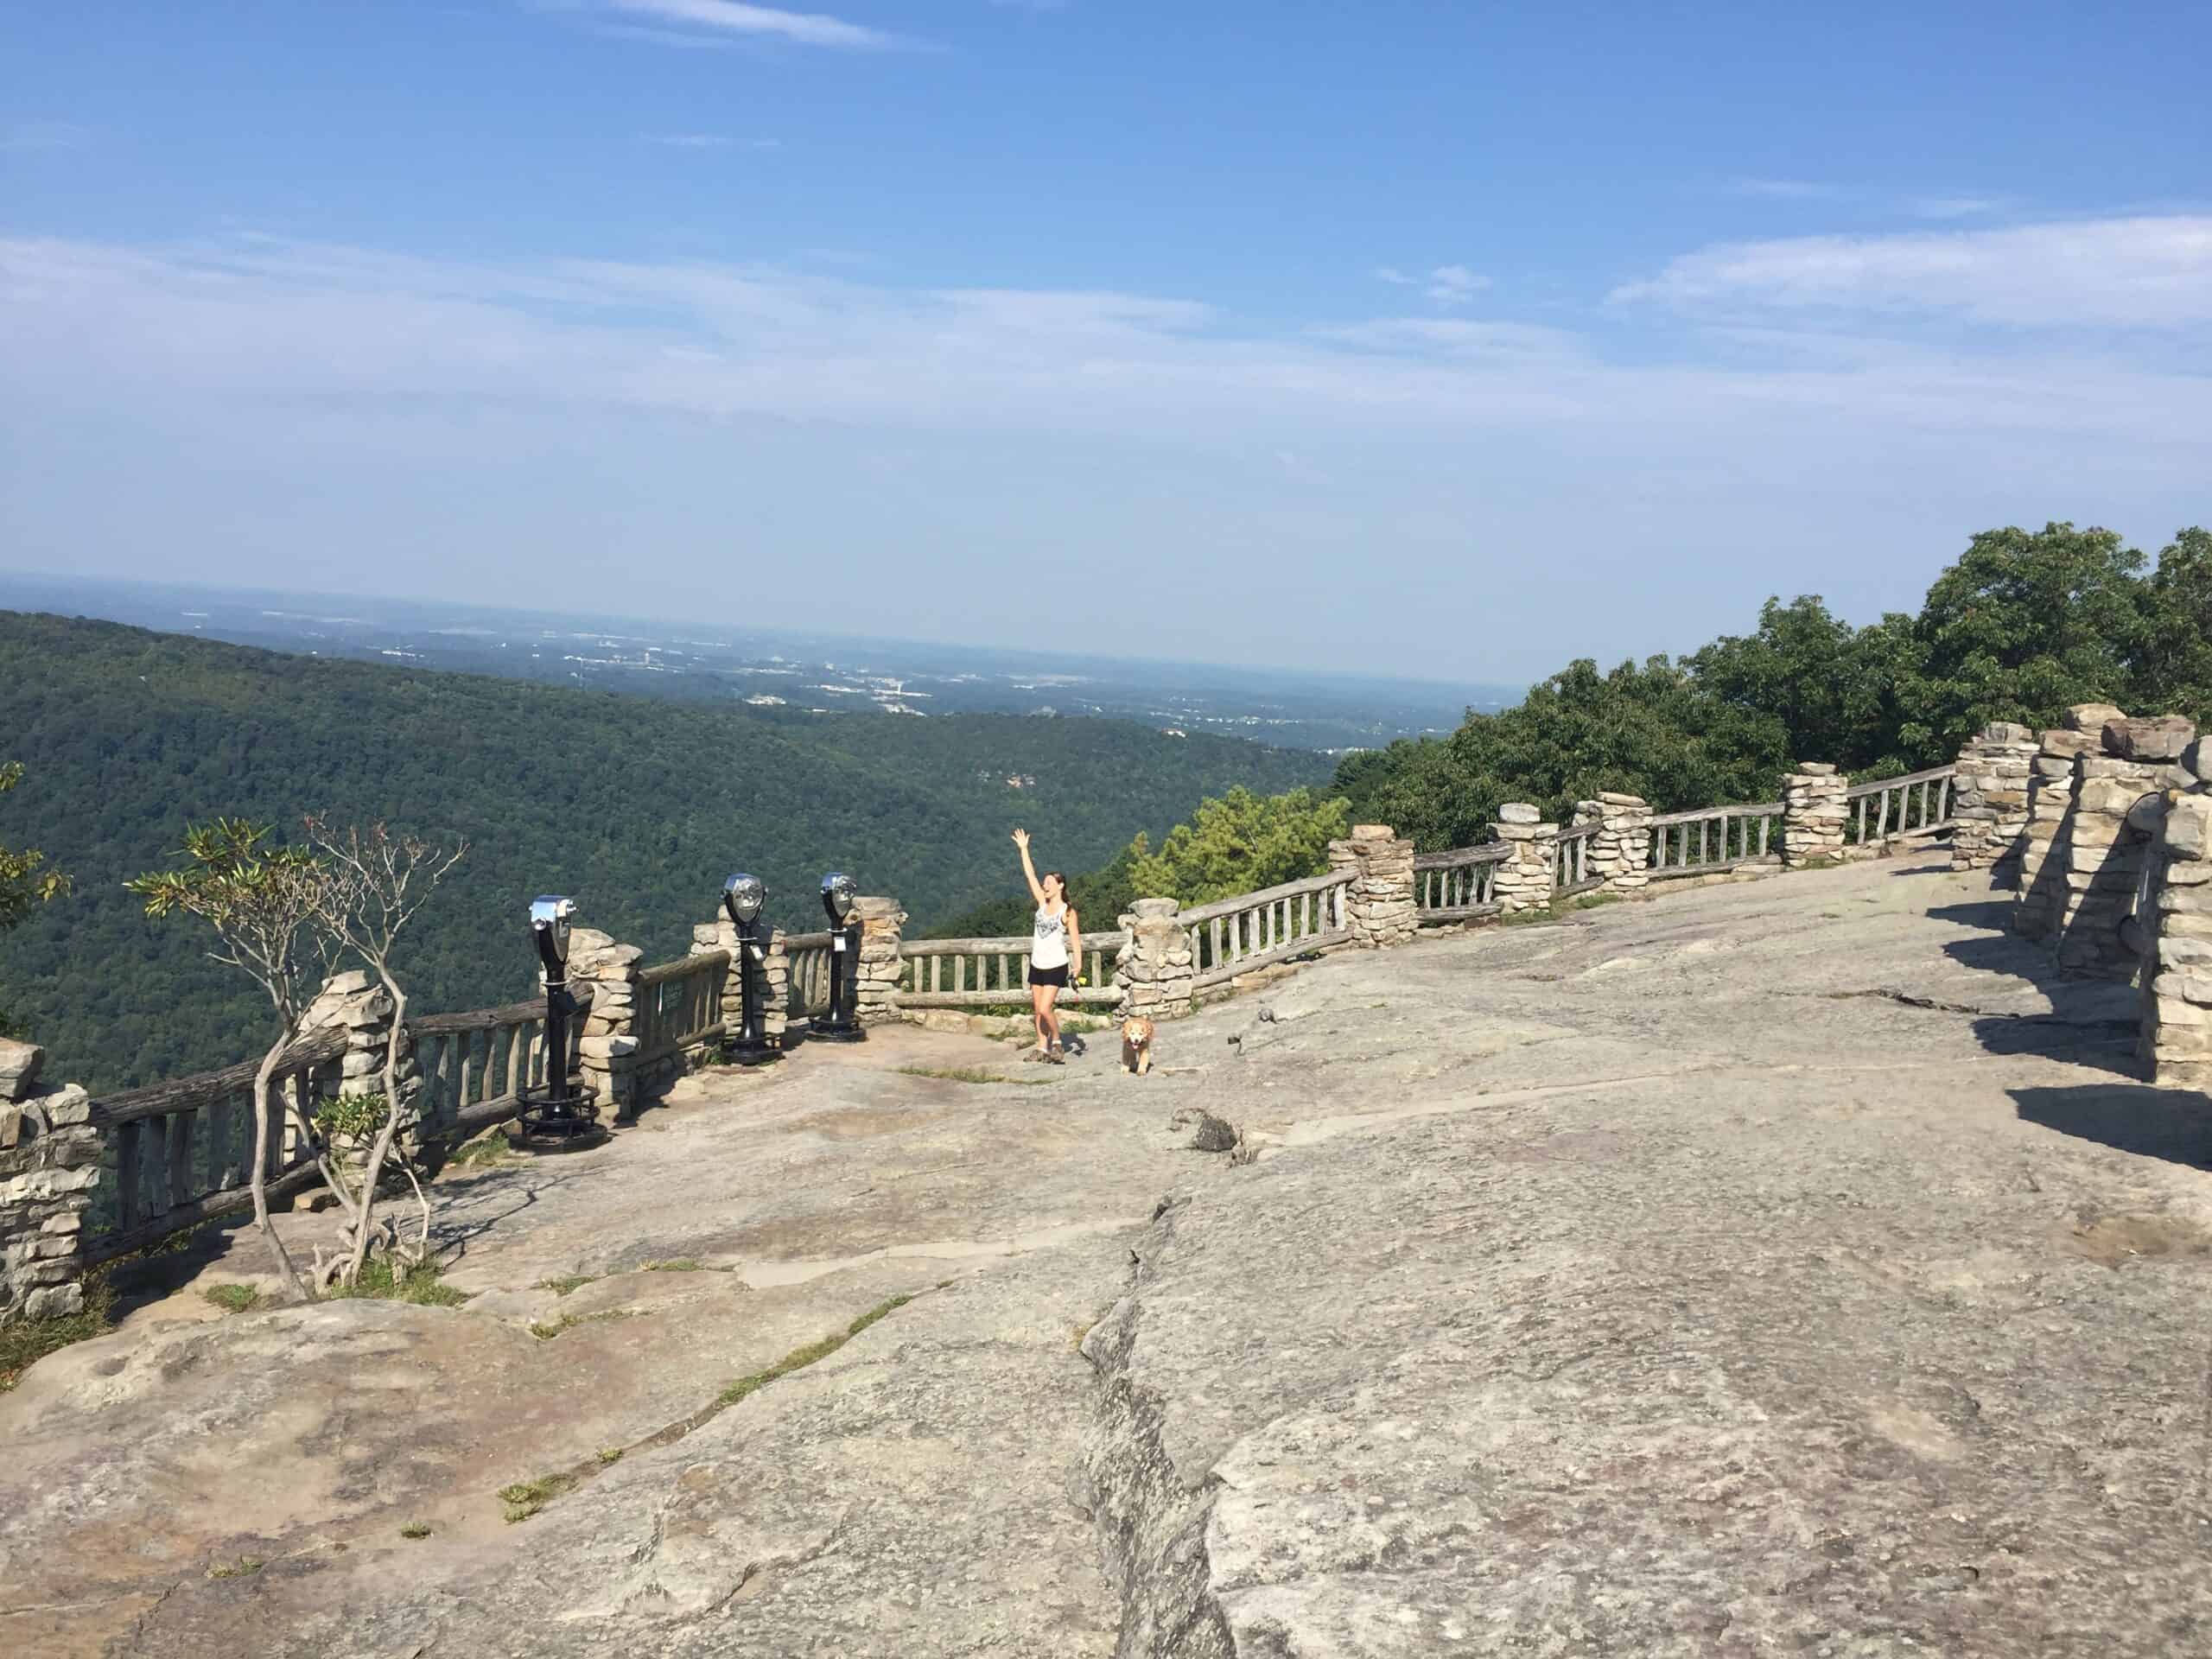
[2143, 790, 2212, 1085]
[1490, 804, 1558, 914]
[0, 1056, 99, 1323]
[1575, 794, 1652, 896]
[1779, 765, 1849, 867]
[1948, 722, 2041, 874]
[300, 969, 421, 1171]
[852, 897, 906, 1025]
[2014, 721, 2104, 940]
[1115, 897, 1195, 1018]
[2045, 716, 2196, 980]
[1325, 823, 1417, 947]
[567, 930, 642, 1119]
[696, 917, 792, 1049]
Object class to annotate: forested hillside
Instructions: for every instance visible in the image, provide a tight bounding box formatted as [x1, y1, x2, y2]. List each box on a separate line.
[1337, 523, 2212, 850]
[0, 613, 1326, 1091]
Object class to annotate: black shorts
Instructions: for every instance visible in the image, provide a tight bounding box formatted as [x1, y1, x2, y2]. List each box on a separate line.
[1027, 962, 1070, 989]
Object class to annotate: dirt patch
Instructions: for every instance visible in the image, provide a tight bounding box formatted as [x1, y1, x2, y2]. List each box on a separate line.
[2057, 1211, 2212, 1269]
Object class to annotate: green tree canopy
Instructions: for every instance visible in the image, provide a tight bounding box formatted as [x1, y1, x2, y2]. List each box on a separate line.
[1336, 521, 2212, 854]
[1126, 786, 1351, 906]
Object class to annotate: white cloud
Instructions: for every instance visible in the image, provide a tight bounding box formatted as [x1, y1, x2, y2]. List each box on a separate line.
[1374, 264, 1488, 306]
[4, 232, 2203, 458]
[1910, 196, 2003, 220]
[1729, 179, 1845, 200]
[2, 120, 88, 152]
[1424, 264, 1486, 305]
[602, 0, 906, 49]
[1611, 215, 2212, 327]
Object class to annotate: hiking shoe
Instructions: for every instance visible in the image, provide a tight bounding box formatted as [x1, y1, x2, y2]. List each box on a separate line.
[1046, 1046, 1066, 1065]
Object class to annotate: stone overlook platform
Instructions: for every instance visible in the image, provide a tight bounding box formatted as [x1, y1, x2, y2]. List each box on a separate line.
[5, 855, 2210, 1656]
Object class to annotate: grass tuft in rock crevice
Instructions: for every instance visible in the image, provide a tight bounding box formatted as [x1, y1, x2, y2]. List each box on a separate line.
[0, 1274, 115, 1392]
[495, 1292, 921, 1523]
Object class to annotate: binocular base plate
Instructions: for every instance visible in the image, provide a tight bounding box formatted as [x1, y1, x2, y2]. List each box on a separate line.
[806, 1016, 868, 1044]
[724, 1042, 782, 1068]
[514, 1089, 604, 1147]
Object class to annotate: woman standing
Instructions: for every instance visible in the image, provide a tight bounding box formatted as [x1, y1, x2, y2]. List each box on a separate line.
[1012, 828, 1081, 1063]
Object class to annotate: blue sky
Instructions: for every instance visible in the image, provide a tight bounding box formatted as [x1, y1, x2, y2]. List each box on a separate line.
[3, 2, 2207, 682]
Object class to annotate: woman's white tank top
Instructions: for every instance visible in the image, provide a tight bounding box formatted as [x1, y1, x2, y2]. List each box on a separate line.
[1031, 903, 1071, 969]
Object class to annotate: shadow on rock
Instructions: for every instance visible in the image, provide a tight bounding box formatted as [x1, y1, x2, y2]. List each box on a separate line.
[1924, 917, 2143, 1077]
[2012, 1084, 2212, 1170]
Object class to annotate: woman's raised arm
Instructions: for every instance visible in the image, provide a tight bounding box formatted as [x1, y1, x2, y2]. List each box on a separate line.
[1011, 828, 1046, 904]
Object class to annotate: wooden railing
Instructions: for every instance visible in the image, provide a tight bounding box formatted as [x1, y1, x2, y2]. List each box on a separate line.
[1647, 803, 1782, 880]
[1554, 825, 1603, 898]
[633, 950, 730, 1063]
[80, 1027, 347, 1266]
[1181, 869, 1356, 988]
[1847, 765, 1955, 846]
[1414, 842, 1510, 922]
[785, 931, 835, 1019]
[900, 934, 1125, 1008]
[411, 990, 593, 1141]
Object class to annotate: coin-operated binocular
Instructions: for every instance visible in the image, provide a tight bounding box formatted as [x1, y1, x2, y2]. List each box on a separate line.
[809, 872, 865, 1042]
[720, 872, 780, 1067]
[516, 894, 602, 1142]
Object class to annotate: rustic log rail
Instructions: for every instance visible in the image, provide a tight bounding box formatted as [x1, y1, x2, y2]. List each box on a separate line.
[1554, 824, 1604, 898]
[785, 931, 835, 1019]
[410, 990, 591, 1142]
[1181, 868, 1356, 988]
[80, 1027, 348, 1266]
[1646, 803, 1782, 880]
[1847, 765, 1956, 846]
[1414, 842, 1510, 922]
[899, 933, 1125, 1008]
[633, 950, 730, 1063]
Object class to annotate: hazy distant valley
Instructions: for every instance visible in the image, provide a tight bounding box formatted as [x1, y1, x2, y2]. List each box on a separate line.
[0, 574, 1512, 754]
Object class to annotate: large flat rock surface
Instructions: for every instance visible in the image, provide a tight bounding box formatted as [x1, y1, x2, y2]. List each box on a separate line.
[5, 858, 2210, 1656]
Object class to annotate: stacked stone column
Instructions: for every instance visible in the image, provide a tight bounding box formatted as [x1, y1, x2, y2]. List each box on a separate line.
[300, 969, 422, 1173]
[1325, 823, 1417, 947]
[1115, 897, 1195, 1018]
[1948, 722, 2041, 873]
[852, 897, 906, 1025]
[695, 916, 793, 1050]
[2014, 709, 2193, 972]
[1575, 794, 1652, 896]
[1780, 765, 1849, 866]
[0, 1041, 97, 1322]
[567, 930, 643, 1118]
[2143, 790, 2212, 1085]
[1490, 804, 1559, 914]
[2014, 717, 2104, 940]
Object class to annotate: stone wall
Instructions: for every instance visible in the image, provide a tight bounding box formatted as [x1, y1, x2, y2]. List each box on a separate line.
[0, 1049, 98, 1322]
[1575, 794, 1652, 896]
[1490, 804, 1558, 914]
[1780, 766, 1848, 866]
[1325, 824, 1417, 947]
[1948, 723, 2040, 873]
[300, 970, 422, 1170]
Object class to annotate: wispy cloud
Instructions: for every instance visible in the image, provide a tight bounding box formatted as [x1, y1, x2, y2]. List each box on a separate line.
[1611, 215, 2212, 327]
[2, 120, 88, 153]
[602, 0, 907, 49]
[1376, 264, 1489, 306]
[1729, 178, 1847, 201]
[6, 232, 2202, 458]
[1909, 196, 2003, 220]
